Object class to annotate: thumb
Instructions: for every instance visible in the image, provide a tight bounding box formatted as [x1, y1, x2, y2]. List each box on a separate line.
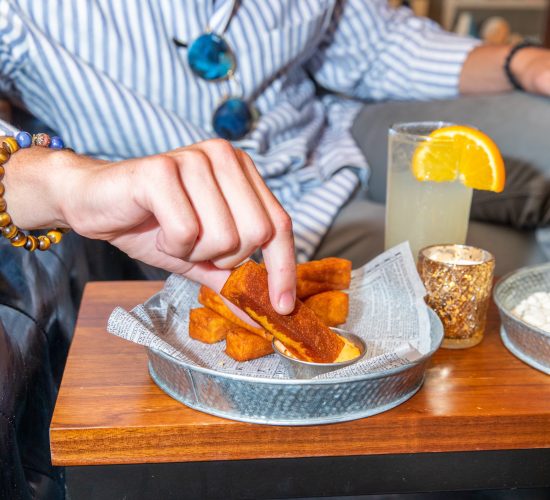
[182, 262, 230, 293]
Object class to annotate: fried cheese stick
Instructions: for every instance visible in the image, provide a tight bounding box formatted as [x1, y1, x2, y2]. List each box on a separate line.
[221, 261, 345, 363]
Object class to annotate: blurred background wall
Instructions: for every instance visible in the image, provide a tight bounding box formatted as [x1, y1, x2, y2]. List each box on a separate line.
[389, 0, 550, 47]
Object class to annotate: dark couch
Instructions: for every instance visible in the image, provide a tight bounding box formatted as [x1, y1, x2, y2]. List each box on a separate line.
[1, 234, 84, 499]
[0, 236, 153, 500]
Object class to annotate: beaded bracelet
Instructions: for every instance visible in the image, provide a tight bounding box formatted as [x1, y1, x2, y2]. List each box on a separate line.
[0, 131, 70, 252]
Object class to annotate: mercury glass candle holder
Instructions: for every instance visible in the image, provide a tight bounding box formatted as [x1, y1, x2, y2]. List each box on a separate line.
[418, 244, 495, 349]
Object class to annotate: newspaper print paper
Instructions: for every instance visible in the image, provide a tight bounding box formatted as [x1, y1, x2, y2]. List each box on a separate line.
[107, 242, 431, 380]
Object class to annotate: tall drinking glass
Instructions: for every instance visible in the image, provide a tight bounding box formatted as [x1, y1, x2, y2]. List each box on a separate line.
[385, 122, 473, 259]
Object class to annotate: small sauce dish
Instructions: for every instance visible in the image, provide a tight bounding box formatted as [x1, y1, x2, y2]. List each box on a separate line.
[273, 328, 367, 379]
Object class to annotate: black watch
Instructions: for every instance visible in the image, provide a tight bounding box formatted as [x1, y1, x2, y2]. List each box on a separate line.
[504, 40, 542, 91]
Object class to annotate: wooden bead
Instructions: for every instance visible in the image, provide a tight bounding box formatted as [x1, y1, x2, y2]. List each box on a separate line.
[38, 235, 51, 251]
[47, 230, 63, 244]
[0, 131, 70, 252]
[0, 136, 19, 154]
[0, 212, 10, 227]
[2, 223, 17, 239]
[24, 234, 38, 251]
[0, 148, 10, 164]
[10, 230, 27, 247]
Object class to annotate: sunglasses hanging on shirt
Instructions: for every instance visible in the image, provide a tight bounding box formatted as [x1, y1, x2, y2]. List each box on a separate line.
[173, 0, 255, 141]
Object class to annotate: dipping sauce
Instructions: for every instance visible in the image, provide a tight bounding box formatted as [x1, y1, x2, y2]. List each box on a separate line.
[274, 335, 361, 363]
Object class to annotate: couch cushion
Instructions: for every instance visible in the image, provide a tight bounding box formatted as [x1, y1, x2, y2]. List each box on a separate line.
[0, 233, 89, 499]
[314, 197, 544, 276]
[351, 92, 550, 204]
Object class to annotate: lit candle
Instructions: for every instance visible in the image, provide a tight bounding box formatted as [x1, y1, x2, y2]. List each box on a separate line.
[418, 244, 495, 349]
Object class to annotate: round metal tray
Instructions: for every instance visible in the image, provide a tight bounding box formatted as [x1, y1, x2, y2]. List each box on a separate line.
[148, 309, 443, 425]
[494, 262, 550, 376]
[501, 327, 550, 376]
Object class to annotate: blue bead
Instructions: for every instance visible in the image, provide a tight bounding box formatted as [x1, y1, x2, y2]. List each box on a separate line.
[50, 136, 64, 149]
[16, 131, 32, 148]
[213, 98, 253, 141]
[188, 33, 234, 81]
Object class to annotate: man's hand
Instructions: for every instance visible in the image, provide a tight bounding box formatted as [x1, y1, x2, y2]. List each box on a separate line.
[4, 139, 296, 314]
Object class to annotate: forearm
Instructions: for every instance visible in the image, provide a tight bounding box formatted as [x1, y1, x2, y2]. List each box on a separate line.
[459, 44, 512, 94]
[307, 0, 480, 101]
[3, 146, 102, 230]
[459, 44, 550, 95]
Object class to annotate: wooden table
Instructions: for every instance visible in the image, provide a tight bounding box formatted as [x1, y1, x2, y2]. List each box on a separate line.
[50, 281, 550, 499]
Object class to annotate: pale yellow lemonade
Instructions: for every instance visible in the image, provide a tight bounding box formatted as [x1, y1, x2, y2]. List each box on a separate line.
[384, 163, 473, 259]
[384, 123, 473, 258]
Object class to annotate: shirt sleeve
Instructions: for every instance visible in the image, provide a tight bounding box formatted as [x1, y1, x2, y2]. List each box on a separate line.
[0, 116, 18, 134]
[0, 0, 29, 97]
[306, 0, 481, 101]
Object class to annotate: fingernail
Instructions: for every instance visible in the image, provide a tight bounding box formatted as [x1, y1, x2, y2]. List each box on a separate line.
[277, 291, 295, 314]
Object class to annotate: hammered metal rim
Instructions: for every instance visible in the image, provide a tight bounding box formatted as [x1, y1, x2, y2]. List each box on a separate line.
[147, 308, 443, 385]
[148, 362, 426, 425]
[494, 262, 550, 340]
[500, 326, 550, 376]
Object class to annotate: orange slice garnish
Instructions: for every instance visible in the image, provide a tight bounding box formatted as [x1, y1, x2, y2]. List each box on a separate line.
[412, 125, 505, 192]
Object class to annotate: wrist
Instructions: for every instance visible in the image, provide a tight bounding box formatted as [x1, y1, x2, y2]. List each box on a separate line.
[507, 43, 545, 91]
[3, 145, 102, 230]
[53, 150, 105, 229]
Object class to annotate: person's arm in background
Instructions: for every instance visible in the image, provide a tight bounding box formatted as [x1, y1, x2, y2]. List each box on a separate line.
[307, 0, 550, 101]
[307, 0, 480, 101]
[460, 44, 550, 95]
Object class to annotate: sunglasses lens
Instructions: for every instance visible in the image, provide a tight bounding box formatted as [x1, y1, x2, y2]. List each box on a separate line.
[188, 33, 235, 81]
[213, 98, 253, 141]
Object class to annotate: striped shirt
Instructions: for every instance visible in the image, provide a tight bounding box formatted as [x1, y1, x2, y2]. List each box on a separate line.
[0, 0, 479, 261]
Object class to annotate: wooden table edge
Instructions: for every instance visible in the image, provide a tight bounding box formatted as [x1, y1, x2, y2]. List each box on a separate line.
[50, 413, 550, 466]
[50, 280, 550, 467]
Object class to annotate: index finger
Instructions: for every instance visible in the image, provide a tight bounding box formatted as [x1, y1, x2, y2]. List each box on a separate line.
[236, 150, 296, 315]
